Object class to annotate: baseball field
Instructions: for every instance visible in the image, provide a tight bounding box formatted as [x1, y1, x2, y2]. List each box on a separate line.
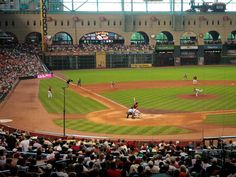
[1, 65, 236, 140]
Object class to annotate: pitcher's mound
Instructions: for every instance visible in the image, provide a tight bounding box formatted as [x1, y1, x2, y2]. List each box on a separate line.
[177, 94, 218, 100]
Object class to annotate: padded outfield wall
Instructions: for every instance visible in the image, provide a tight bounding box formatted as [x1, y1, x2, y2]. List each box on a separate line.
[43, 50, 234, 70]
[44, 52, 165, 70]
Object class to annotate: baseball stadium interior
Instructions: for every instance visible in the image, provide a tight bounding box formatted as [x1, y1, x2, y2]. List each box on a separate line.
[0, 0, 236, 176]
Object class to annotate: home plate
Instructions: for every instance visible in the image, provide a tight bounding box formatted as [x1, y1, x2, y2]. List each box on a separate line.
[142, 114, 162, 119]
[0, 119, 13, 123]
[126, 118, 142, 121]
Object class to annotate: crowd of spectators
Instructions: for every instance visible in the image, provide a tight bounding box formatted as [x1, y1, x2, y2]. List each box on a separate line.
[1, 42, 236, 177]
[47, 44, 155, 55]
[0, 44, 45, 101]
[0, 126, 235, 177]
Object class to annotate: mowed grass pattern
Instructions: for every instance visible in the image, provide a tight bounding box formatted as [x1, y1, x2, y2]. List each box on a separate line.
[39, 66, 236, 135]
[39, 78, 106, 114]
[103, 86, 236, 112]
[204, 114, 236, 126]
[62, 66, 236, 84]
[54, 119, 190, 135]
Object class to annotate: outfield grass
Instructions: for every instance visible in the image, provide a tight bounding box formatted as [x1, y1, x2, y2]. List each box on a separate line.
[204, 113, 236, 126]
[62, 66, 236, 84]
[54, 119, 190, 135]
[39, 67, 236, 135]
[102, 86, 236, 112]
[39, 78, 106, 114]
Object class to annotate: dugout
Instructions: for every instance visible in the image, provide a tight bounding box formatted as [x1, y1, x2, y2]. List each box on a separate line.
[180, 46, 198, 65]
[204, 45, 222, 64]
[154, 45, 175, 66]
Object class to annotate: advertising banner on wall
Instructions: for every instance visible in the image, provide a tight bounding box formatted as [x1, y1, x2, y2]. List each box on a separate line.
[204, 44, 222, 50]
[180, 46, 198, 50]
[156, 45, 175, 51]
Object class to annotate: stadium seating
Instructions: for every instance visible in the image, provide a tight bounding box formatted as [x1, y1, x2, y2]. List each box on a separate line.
[47, 44, 155, 54]
[0, 43, 235, 177]
[0, 126, 235, 177]
[0, 44, 46, 102]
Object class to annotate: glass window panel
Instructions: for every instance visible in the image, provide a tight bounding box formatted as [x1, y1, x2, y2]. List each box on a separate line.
[98, 0, 121, 11]
[225, 1, 236, 11]
[174, 1, 189, 11]
[133, 3, 146, 11]
[58, 0, 236, 12]
[147, 1, 170, 12]
[132, 0, 146, 11]
[124, 0, 132, 11]
[66, 0, 97, 11]
[62, 0, 73, 11]
[77, 2, 97, 11]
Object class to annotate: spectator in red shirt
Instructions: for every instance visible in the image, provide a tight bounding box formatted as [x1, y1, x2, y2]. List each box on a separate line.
[107, 162, 121, 177]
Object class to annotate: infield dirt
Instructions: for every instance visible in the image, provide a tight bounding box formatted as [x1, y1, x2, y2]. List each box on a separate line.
[0, 78, 236, 141]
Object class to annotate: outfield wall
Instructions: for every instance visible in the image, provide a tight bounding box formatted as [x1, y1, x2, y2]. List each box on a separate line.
[43, 51, 236, 70]
[43, 52, 169, 69]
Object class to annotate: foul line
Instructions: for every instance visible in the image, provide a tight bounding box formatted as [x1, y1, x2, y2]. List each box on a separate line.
[54, 75, 236, 115]
[54, 75, 127, 109]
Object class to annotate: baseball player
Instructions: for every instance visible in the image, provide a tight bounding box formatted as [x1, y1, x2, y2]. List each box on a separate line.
[48, 87, 53, 98]
[183, 73, 188, 80]
[111, 81, 115, 88]
[194, 88, 203, 96]
[127, 107, 134, 118]
[77, 78, 81, 87]
[193, 76, 198, 85]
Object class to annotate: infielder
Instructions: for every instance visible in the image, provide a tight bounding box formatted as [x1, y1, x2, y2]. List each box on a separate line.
[193, 88, 203, 96]
[193, 76, 198, 85]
